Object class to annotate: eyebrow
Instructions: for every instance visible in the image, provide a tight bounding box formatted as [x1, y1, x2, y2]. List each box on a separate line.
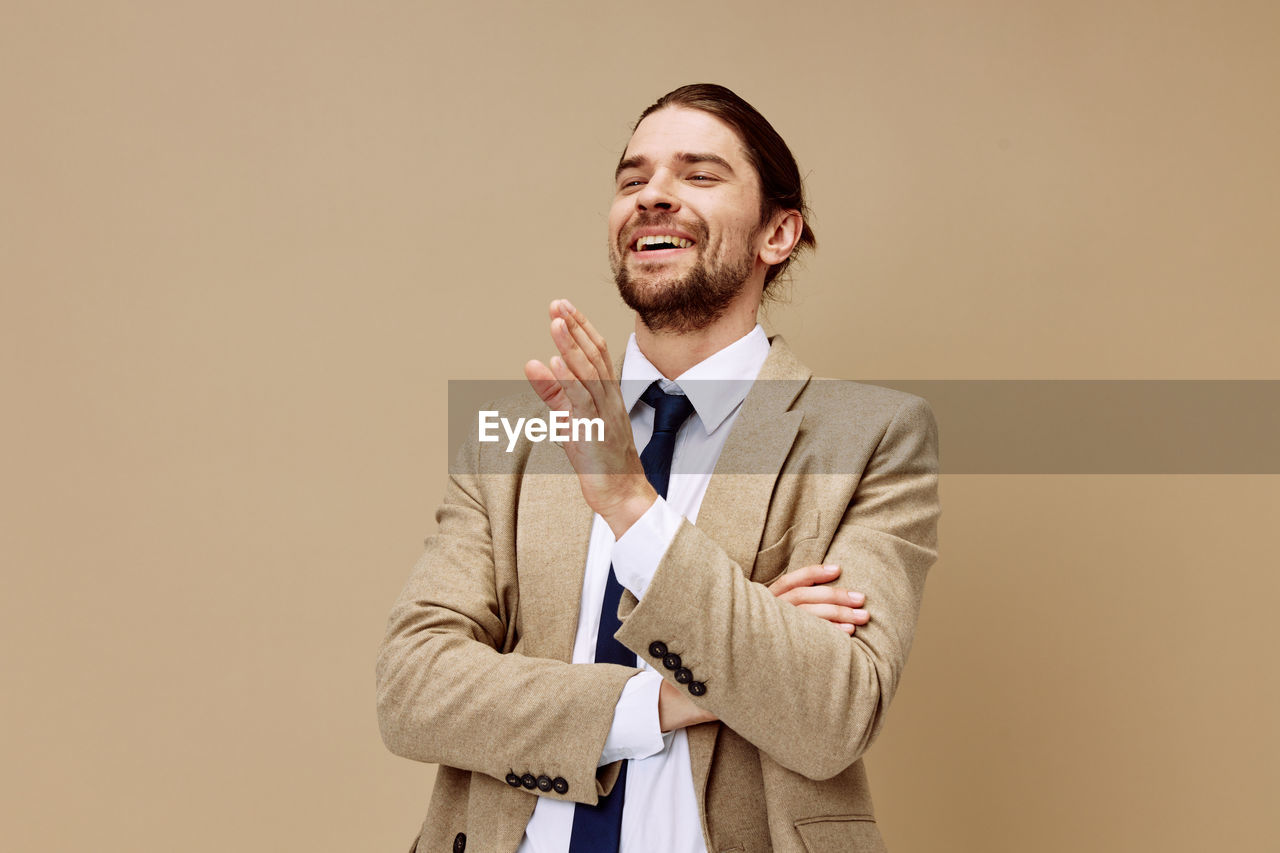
[614, 151, 737, 181]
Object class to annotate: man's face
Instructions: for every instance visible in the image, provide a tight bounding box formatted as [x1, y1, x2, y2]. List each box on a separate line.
[609, 107, 767, 333]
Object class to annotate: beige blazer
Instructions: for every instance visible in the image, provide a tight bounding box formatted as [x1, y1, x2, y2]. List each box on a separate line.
[377, 336, 940, 853]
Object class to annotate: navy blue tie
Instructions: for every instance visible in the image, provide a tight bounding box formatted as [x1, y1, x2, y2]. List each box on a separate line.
[567, 381, 695, 852]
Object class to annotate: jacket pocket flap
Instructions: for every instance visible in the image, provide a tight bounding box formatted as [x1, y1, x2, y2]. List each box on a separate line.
[751, 513, 821, 584]
[794, 815, 884, 853]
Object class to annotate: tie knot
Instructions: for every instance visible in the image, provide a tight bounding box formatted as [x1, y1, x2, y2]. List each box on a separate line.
[641, 381, 695, 435]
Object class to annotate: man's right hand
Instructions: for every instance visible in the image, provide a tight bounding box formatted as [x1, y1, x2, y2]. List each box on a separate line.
[657, 564, 868, 731]
[658, 680, 718, 732]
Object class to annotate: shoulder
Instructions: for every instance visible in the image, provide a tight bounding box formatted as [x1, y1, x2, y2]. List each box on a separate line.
[799, 379, 934, 427]
[787, 379, 938, 476]
[762, 336, 936, 448]
[763, 336, 931, 421]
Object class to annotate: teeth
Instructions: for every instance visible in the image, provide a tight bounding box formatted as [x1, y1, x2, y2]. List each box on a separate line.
[634, 235, 693, 251]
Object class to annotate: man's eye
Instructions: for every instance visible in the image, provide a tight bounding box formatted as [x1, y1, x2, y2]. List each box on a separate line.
[689, 175, 716, 182]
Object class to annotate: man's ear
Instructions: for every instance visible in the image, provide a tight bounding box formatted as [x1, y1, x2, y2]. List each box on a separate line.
[757, 210, 803, 266]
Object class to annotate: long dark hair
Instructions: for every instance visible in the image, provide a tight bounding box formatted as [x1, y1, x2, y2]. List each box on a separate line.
[631, 83, 817, 293]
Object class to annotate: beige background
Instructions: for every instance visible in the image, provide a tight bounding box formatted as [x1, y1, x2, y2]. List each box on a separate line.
[3, 1, 1277, 850]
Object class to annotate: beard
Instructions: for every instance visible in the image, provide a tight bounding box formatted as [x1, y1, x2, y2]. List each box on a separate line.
[612, 234, 755, 334]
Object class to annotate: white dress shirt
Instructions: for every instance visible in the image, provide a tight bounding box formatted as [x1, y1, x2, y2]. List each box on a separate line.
[518, 324, 771, 853]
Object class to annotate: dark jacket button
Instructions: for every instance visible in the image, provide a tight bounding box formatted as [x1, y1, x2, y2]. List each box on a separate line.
[648, 640, 668, 658]
[662, 653, 681, 671]
[505, 772, 521, 788]
[674, 667, 693, 684]
[521, 773, 537, 789]
[536, 775, 553, 792]
[689, 681, 707, 696]
[552, 777, 569, 794]
[453, 832, 466, 852]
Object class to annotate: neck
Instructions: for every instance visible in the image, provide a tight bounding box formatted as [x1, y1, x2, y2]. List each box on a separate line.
[633, 294, 761, 379]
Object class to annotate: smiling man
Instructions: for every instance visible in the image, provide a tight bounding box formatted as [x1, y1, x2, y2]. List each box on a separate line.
[378, 84, 940, 853]
[610, 107, 795, 339]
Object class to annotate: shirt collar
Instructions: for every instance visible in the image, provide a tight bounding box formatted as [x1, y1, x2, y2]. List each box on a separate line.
[620, 324, 771, 435]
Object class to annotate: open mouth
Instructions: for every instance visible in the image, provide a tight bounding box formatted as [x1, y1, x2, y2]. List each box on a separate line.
[632, 235, 695, 253]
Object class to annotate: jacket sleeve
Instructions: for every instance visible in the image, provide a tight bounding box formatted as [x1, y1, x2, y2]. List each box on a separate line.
[613, 395, 941, 780]
[375, 436, 636, 805]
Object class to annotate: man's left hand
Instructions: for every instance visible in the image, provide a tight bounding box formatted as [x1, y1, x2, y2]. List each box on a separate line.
[769, 563, 870, 636]
[660, 563, 869, 730]
[524, 299, 655, 538]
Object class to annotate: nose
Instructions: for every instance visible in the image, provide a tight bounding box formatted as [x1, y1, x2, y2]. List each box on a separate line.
[635, 169, 681, 213]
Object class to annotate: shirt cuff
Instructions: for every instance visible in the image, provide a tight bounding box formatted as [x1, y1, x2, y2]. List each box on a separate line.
[611, 496, 683, 599]
[598, 670, 666, 766]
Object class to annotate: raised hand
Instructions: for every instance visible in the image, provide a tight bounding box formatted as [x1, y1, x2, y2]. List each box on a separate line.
[524, 299, 657, 537]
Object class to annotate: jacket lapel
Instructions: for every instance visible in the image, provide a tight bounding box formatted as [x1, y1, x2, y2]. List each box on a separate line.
[516, 437, 595, 663]
[692, 334, 811, 576]
[686, 334, 811, 807]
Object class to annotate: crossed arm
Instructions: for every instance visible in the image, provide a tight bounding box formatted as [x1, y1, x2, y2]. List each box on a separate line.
[660, 564, 866, 731]
[377, 299, 936, 799]
[376, 460, 869, 803]
[523, 298, 939, 778]
[522, 300, 871, 733]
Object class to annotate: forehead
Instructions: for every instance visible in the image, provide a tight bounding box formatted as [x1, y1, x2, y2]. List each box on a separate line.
[622, 106, 749, 167]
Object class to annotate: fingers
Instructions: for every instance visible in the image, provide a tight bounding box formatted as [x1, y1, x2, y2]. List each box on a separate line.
[768, 562, 840, 595]
[794, 603, 869, 633]
[549, 318, 599, 400]
[777, 584, 867, 609]
[554, 299, 612, 375]
[547, 352, 595, 416]
[550, 301, 605, 373]
[531, 312, 600, 420]
[547, 300, 619, 414]
[768, 564, 866, 606]
[524, 359, 569, 410]
[767, 563, 869, 635]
